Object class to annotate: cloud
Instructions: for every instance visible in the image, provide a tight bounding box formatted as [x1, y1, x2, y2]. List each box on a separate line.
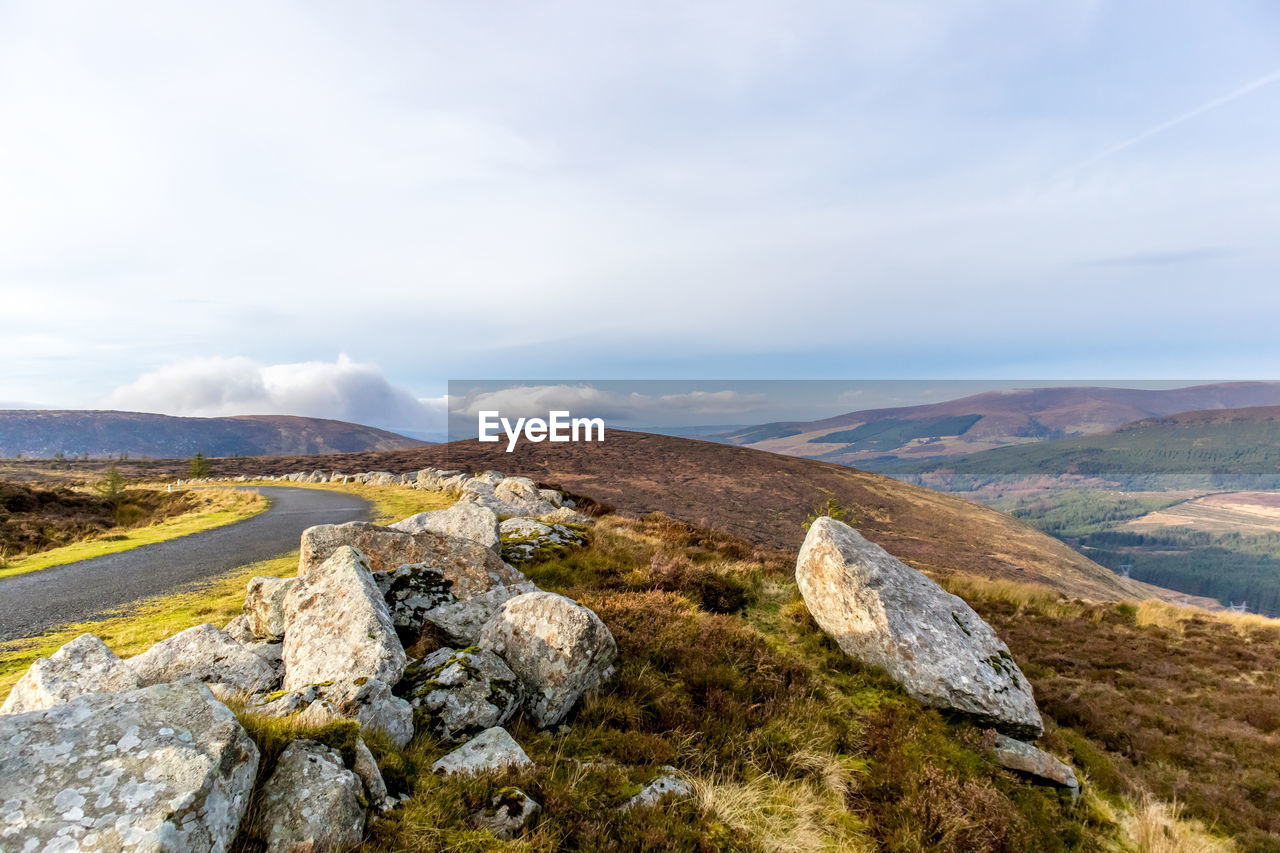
[450, 384, 769, 423]
[101, 355, 446, 439]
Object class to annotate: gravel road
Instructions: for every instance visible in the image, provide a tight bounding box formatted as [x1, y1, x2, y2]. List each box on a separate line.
[0, 486, 371, 641]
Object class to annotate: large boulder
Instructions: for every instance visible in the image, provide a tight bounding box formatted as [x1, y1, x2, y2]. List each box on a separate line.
[300, 521, 528, 600]
[1, 633, 139, 715]
[253, 740, 366, 852]
[422, 583, 538, 648]
[432, 726, 532, 775]
[391, 501, 502, 552]
[478, 591, 617, 727]
[282, 546, 406, 691]
[127, 624, 279, 693]
[796, 517, 1044, 739]
[0, 682, 259, 851]
[397, 647, 522, 742]
[460, 477, 560, 518]
[244, 576, 297, 641]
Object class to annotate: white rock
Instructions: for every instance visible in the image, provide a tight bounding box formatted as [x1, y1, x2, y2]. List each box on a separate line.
[479, 591, 617, 727]
[623, 769, 693, 810]
[1, 633, 139, 715]
[300, 521, 529, 600]
[254, 740, 366, 853]
[223, 613, 257, 643]
[244, 576, 297, 641]
[391, 501, 502, 552]
[991, 734, 1079, 790]
[0, 682, 259, 851]
[432, 726, 532, 775]
[472, 787, 540, 840]
[796, 517, 1044, 739]
[398, 647, 522, 742]
[282, 546, 406, 691]
[127, 623, 278, 693]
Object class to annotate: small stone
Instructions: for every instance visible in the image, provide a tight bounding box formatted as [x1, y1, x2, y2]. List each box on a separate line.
[472, 787, 540, 840]
[432, 726, 532, 775]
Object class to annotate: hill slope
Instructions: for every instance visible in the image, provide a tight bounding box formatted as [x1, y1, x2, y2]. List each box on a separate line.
[122, 430, 1212, 606]
[0, 410, 425, 459]
[896, 405, 1280, 488]
[713, 381, 1280, 466]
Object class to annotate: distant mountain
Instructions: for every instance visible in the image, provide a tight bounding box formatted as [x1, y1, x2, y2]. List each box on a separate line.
[0, 411, 426, 459]
[711, 382, 1280, 467]
[893, 405, 1280, 489]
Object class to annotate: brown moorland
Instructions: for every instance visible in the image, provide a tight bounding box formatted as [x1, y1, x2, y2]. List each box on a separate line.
[7, 430, 1214, 606]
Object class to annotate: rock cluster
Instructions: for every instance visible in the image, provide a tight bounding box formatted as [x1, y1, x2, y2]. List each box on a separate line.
[796, 516, 1078, 793]
[0, 473, 611, 849]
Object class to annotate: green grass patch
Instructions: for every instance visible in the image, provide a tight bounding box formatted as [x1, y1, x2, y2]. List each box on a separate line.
[239, 480, 454, 524]
[0, 488, 269, 580]
[0, 551, 297, 700]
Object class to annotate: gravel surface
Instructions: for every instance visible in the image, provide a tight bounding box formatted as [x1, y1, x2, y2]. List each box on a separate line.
[0, 486, 371, 641]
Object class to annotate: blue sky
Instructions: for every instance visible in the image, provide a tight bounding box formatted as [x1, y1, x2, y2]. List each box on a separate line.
[3, 2, 1279, 436]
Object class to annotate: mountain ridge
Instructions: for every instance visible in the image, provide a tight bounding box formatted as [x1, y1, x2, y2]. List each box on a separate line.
[0, 410, 426, 459]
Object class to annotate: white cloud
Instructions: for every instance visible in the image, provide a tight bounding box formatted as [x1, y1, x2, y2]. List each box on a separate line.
[101, 355, 446, 439]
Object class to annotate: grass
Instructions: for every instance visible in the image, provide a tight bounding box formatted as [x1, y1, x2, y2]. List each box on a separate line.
[236, 479, 455, 524]
[0, 551, 296, 699]
[0, 487, 268, 580]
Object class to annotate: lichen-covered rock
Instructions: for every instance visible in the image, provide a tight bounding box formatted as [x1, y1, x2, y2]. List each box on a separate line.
[0, 681, 259, 851]
[991, 734, 1079, 790]
[254, 740, 366, 853]
[391, 501, 502, 552]
[275, 677, 415, 750]
[796, 517, 1044, 739]
[417, 583, 534, 647]
[397, 647, 522, 742]
[374, 562, 458, 630]
[127, 623, 279, 693]
[478, 591, 617, 727]
[244, 576, 297, 641]
[352, 736, 391, 811]
[432, 726, 532, 775]
[223, 613, 258, 644]
[1, 633, 139, 715]
[537, 489, 564, 508]
[500, 518, 588, 565]
[300, 521, 528, 600]
[472, 787, 540, 840]
[623, 768, 693, 810]
[282, 546, 406, 691]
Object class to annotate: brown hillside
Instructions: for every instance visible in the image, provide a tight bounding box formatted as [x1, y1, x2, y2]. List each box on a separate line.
[68, 429, 1213, 606]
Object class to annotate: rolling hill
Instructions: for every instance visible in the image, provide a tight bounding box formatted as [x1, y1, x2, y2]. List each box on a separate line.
[894, 405, 1280, 489]
[711, 381, 1280, 467]
[57, 429, 1215, 607]
[0, 410, 426, 459]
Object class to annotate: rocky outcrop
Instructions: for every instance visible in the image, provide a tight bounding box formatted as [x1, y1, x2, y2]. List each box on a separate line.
[282, 546, 406, 691]
[374, 562, 458, 631]
[991, 734, 1079, 790]
[0, 681, 259, 851]
[431, 726, 532, 775]
[244, 576, 297, 641]
[796, 517, 1044, 739]
[253, 740, 366, 852]
[397, 647, 522, 742]
[127, 623, 279, 693]
[392, 502, 502, 552]
[459, 476, 560, 518]
[1, 633, 139, 715]
[478, 591, 617, 727]
[300, 521, 528, 600]
[499, 518, 589, 564]
[472, 787, 540, 840]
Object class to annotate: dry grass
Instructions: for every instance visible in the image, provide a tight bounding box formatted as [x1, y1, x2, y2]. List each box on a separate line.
[1121, 793, 1236, 853]
[1136, 599, 1280, 635]
[0, 487, 267, 579]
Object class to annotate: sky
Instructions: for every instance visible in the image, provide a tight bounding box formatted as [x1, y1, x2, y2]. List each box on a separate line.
[3, 1, 1280, 438]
